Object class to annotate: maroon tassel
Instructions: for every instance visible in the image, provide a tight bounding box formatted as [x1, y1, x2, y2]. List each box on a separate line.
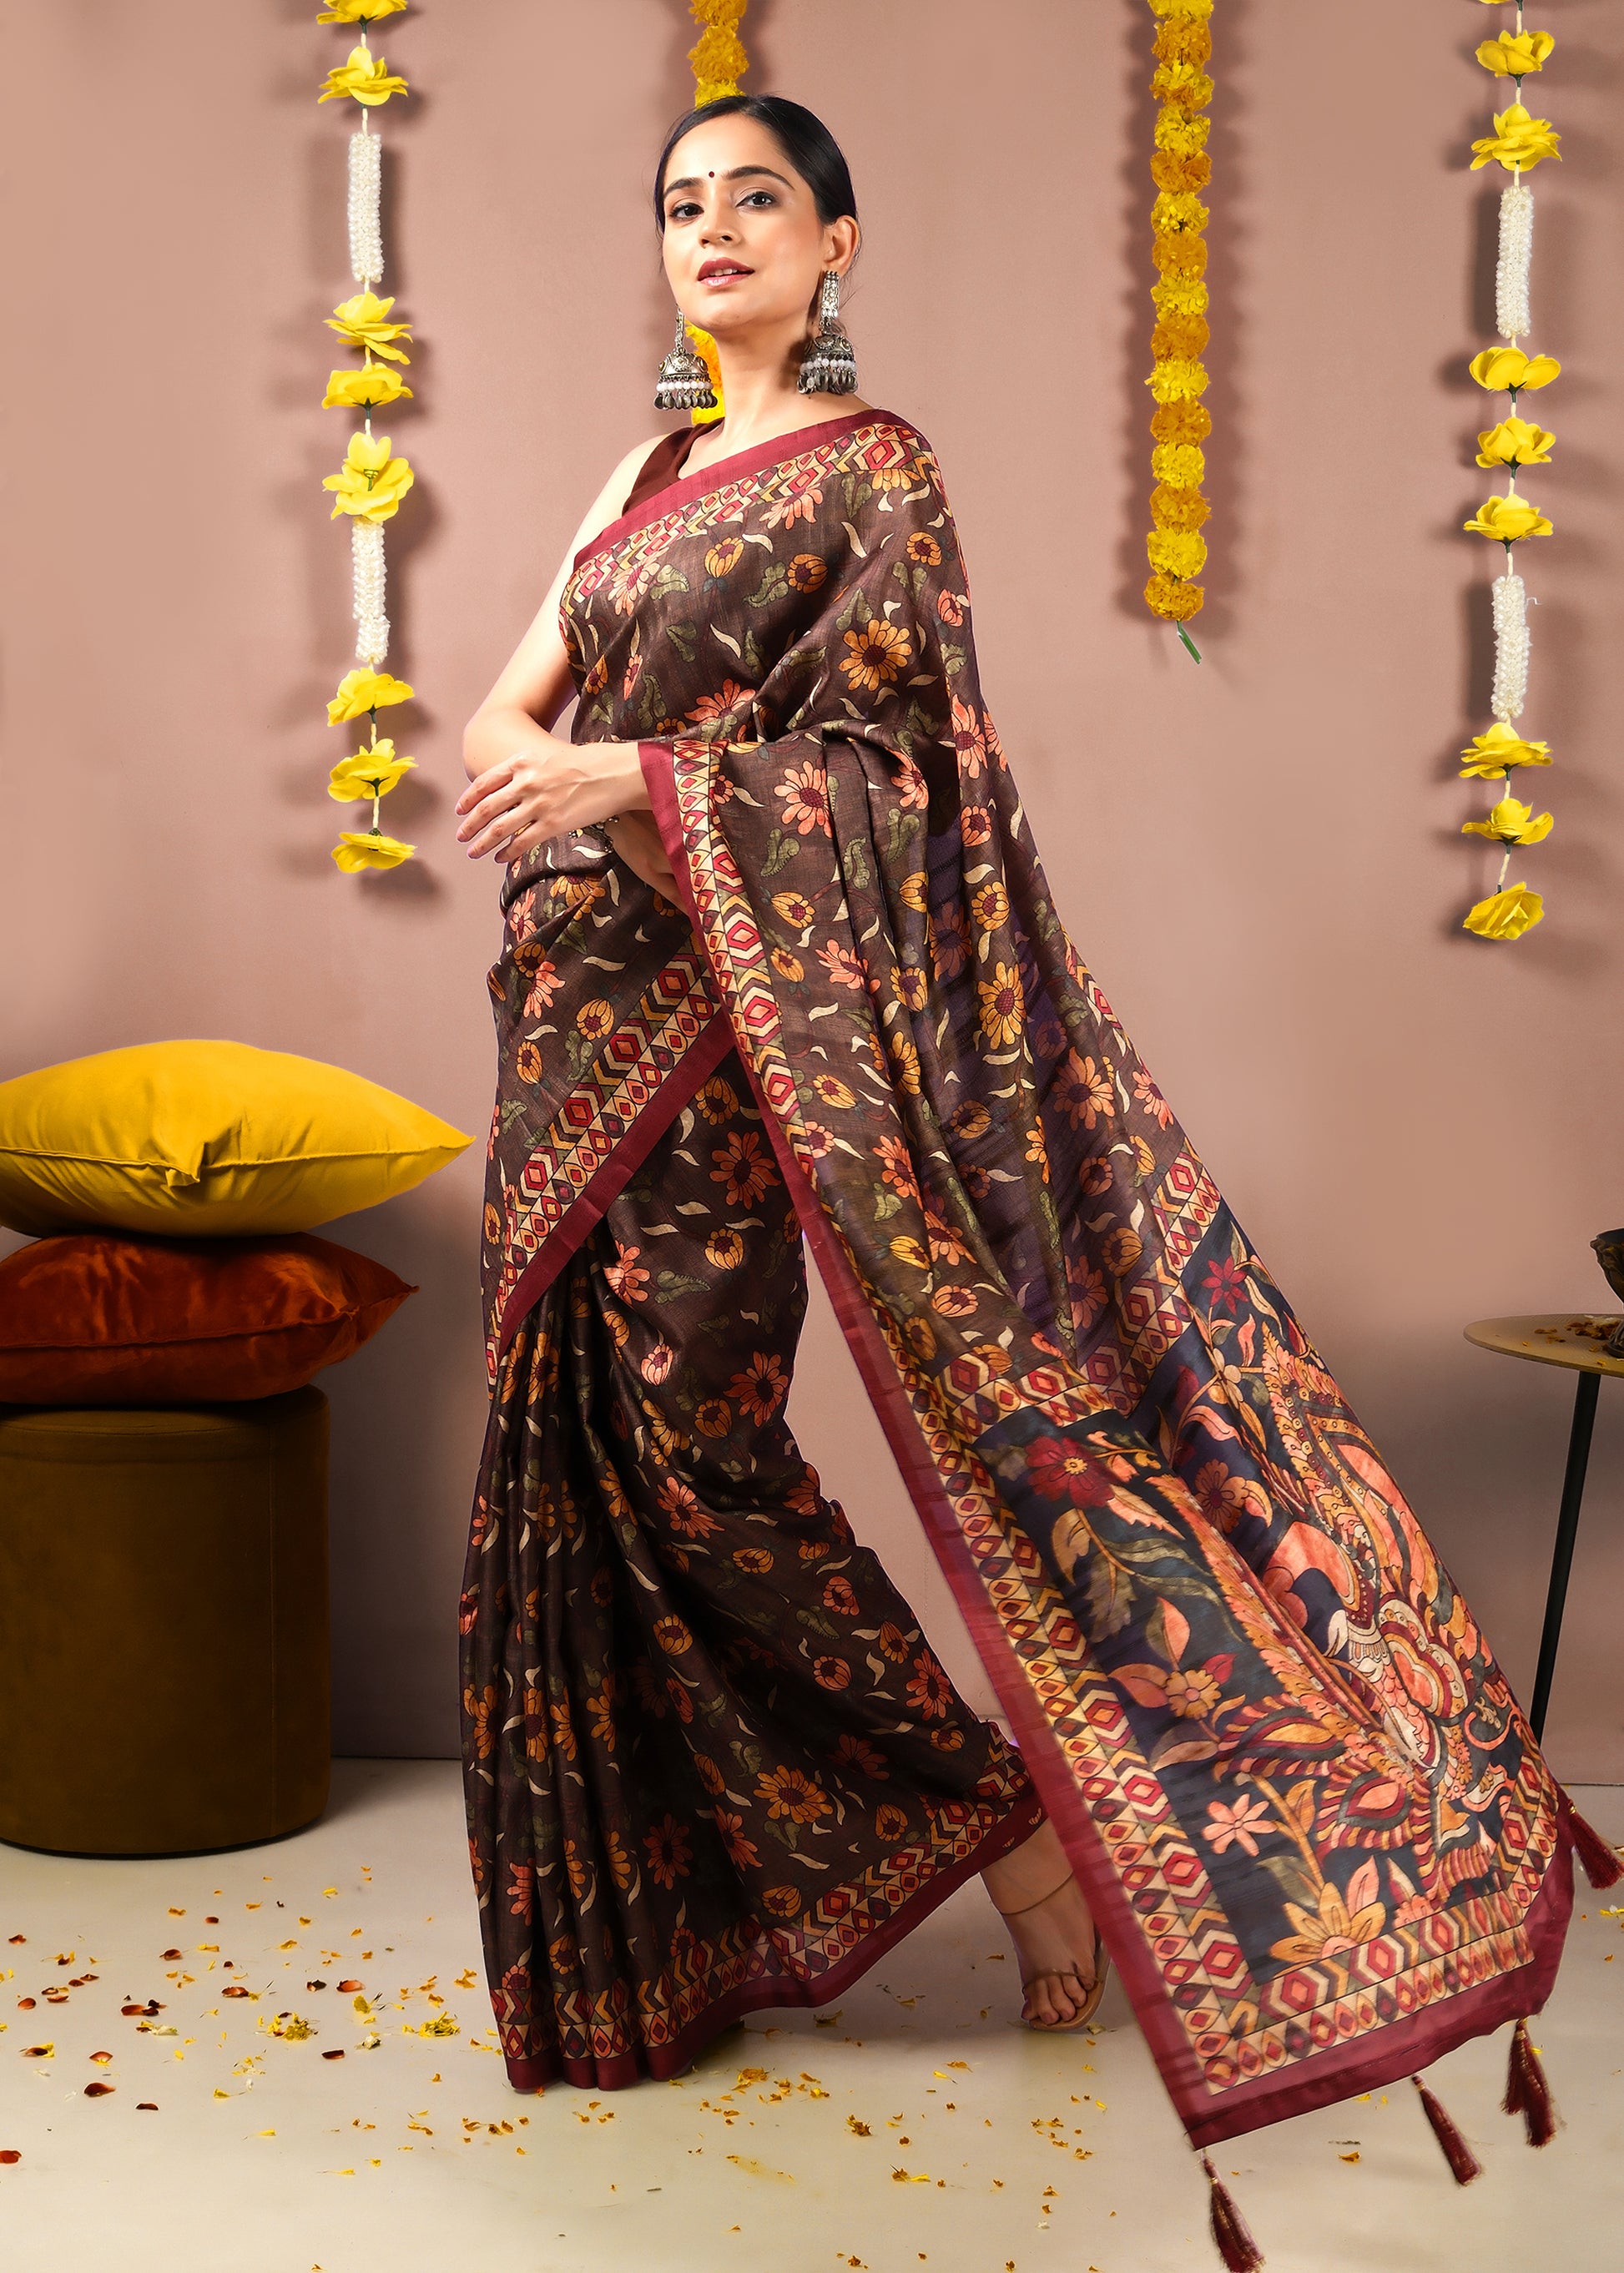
[1201, 2153, 1265, 2271]
[1566, 1805, 1623, 1889]
[1502, 2017, 1559, 2147]
[1410, 2075, 1483, 2185]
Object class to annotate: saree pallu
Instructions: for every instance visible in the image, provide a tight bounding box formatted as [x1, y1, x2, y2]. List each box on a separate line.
[468, 403, 1611, 2158]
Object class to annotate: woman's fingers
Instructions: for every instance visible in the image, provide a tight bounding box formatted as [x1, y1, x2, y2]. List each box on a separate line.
[456, 741, 650, 862]
[456, 784, 522, 842]
[459, 793, 529, 857]
[453, 758, 517, 816]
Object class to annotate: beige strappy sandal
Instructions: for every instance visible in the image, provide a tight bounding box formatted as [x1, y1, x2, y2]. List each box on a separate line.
[993, 1870, 1111, 2033]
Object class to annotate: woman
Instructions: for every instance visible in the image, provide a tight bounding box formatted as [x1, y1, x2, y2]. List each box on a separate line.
[454, 91, 1606, 2201]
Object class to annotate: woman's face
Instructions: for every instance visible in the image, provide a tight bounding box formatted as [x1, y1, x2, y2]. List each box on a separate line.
[658, 113, 857, 338]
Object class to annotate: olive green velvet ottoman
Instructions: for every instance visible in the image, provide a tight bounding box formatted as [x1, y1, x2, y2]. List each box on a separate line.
[0, 1388, 331, 1856]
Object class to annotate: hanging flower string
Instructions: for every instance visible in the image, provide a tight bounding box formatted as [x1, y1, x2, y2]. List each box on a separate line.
[680, 0, 750, 426]
[1459, 0, 1561, 941]
[315, 0, 419, 874]
[1142, 0, 1214, 664]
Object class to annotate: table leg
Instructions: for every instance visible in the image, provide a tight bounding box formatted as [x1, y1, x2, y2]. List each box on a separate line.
[1529, 1369, 1601, 1742]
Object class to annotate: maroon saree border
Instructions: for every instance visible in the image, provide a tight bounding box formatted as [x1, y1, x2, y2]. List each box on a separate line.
[572, 405, 915, 577]
[787, 1136, 1576, 2144]
[638, 736, 1579, 2150]
[492, 1005, 733, 1362]
[502, 1779, 1046, 2093]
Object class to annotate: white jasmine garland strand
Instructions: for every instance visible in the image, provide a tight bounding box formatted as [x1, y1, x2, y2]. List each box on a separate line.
[352, 517, 389, 664]
[348, 126, 384, 285]
[1490, 569, 1531, 722]
[1496, 183, 1534, 342]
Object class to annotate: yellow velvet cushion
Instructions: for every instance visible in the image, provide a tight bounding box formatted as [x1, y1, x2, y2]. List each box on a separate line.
[0, 1040, 471, 1236]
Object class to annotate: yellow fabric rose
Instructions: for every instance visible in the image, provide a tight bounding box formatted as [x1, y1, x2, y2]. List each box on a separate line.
[323, 365, 411, 410]
[328, 668, 414, 724]
[1463, 491, 1552, 542]
[317, 0, 406, 20]
[1470, 347, 1561, 393]
[1475, 416, 1555, 469]
[318, 43, 409, 105]
[331, 829, 416, 873]
[1463, 883, 1543, 941]
[1459, 723, 1553, 778]
[325, 290, 412, 365]
[1470, 103, 1561, 173]
[1476, 32, 1555, 78]
[328, 739, 416, 801]
[1461, 795, 1553, 845]
[323, 431, 416, 522]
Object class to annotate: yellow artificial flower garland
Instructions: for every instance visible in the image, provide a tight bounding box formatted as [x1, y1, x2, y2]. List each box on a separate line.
[315, 1, 419, 874]
[1142, 0, 1214, 663]
[681, 0, 749, 426]
[1459, 0, 1560, 941]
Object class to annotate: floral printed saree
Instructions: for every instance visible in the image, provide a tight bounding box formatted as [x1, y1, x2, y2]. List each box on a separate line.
[465, 403, 1612, 2166]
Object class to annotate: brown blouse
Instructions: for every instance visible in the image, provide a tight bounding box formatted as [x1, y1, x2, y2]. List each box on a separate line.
[620, 421, 723, 516]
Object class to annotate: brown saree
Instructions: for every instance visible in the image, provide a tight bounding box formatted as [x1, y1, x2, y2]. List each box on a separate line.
[463, 405, 1614, 2166]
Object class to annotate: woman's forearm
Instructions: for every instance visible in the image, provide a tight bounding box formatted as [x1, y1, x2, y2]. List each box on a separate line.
[462, 707, 649, 816]
[455, 705, 652, 860]
[461, 703, 550, 785]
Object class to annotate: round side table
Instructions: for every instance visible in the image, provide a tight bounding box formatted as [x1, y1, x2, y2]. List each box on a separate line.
[1465, 1313, 1624, 1739]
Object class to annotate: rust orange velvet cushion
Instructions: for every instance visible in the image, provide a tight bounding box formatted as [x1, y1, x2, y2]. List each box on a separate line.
[0, 1231, 416, 1404]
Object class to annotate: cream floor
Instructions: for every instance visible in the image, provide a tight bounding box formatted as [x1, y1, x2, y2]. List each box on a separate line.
[3, 1763, 1621, 2273]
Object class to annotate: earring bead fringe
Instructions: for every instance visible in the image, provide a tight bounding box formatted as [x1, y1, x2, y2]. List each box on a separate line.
[796, 267, 858, 396]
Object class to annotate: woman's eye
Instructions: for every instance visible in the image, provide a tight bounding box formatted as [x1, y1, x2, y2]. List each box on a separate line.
[741, 190, 775, 207]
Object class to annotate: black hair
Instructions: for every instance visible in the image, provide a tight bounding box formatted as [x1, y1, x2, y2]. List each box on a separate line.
[653, 93, 859, 251]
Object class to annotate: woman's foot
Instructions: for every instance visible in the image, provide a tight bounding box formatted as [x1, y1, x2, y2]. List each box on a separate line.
[982, 1819, 1102, 2029]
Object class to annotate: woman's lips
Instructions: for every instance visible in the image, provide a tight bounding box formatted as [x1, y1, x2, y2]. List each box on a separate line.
[700, 269, 753, 287]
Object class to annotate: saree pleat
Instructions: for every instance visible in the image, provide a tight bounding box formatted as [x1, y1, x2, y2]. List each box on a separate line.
[467, 402, 1600, 2148]
[463, 1033, 1042, 2089]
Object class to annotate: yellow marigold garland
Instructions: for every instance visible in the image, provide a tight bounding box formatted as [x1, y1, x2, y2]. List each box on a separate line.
[683, 1, 749, 426]
[1143, 0, 1213, 662]
[316, 0, 419, 874]
[1459, 0, 1561, 941]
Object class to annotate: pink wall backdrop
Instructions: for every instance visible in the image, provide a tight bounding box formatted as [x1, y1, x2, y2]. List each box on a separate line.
[4, 2, 1621, 1775]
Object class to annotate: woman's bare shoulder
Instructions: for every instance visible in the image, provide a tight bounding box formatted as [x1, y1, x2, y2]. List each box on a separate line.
[565, 431, 674, 558]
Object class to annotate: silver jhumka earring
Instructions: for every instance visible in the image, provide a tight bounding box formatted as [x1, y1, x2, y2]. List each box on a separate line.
[797, 268, 858, 396]
[653, 309, 717, 411]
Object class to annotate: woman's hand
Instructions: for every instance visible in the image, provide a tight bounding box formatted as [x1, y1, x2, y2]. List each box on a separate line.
[603, 812, 680, 898]
[453, 730, 648, 864]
